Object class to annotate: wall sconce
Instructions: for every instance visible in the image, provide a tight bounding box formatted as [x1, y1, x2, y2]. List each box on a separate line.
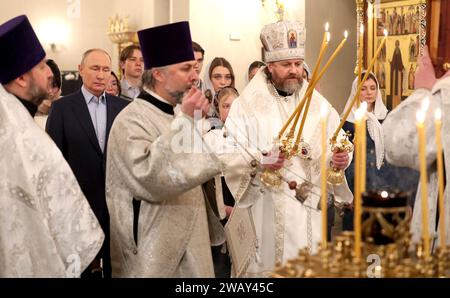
[36, 19, 69, 53]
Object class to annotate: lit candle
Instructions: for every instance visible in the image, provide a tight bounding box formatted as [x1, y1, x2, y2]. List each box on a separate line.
[360, 102, 367, 192]
[358, 24, 364, 86]
[333, 29, 388, 142]
[315, 30, 349, 87]
[289, 27, 330, 137]
[353, 106, 364, 260]
[416, 108, 430, 257]
[320, 102, 328, 249]
[435, 109, 446, 248]
[309, 22, 330, 88]
[293, 30, 348, 147]
[357, 25, 364, 108]
[279, 24, 331, 139]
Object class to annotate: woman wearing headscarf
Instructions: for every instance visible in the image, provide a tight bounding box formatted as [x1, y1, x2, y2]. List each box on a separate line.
[202, 86, 240, 278]
[341, 71, 419, 231]
[203, 57, 235, 129]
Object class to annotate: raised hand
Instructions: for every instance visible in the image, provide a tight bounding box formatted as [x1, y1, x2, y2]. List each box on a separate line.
[414, 45, 437, 90]
[181, 86, 210, 118]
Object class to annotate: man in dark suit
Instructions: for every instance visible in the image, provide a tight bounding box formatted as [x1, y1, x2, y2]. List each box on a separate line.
[46, 48, 128, 278]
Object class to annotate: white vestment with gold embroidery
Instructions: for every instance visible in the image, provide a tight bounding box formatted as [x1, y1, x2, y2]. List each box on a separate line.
[0, 85, 104, 277]
[223, 70, 353, 277]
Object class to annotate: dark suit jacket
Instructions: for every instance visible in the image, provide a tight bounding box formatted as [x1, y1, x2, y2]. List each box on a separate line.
[46, 90, 128, 274]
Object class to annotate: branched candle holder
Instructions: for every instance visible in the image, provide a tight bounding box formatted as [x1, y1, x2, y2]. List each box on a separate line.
[327, 132, 354, 185]
[272, 190, 450, 277]
[260, 128, 311, 188]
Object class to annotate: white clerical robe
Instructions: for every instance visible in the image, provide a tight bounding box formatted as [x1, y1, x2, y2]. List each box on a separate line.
[0, 85, 104, 277]
[383, 76, 450, 247]
[105, 92, 225, 277]
[222, 70, 353, 277]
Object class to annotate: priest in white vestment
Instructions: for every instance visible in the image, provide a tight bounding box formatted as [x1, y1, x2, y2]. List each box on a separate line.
[0, 15, 104, 277]
[105, 22, 225, 277]
[222, 20, 353, 277]
[383, 46, 450, 247]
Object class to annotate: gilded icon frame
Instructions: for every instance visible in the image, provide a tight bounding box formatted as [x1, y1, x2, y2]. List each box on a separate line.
[357, 0, 428, 109]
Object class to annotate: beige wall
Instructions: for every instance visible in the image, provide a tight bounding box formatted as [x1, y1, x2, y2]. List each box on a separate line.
[189, 0, 305, 92]
[305, 0, 357, 113]
[0, 0, 356, 109]
[0, 0, 115, 71]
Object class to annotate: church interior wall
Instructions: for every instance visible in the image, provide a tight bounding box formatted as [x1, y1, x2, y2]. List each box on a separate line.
[0, 0, 356, 112]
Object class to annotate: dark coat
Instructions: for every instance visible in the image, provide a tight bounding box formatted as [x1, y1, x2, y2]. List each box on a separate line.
[46, 90, 128, 276]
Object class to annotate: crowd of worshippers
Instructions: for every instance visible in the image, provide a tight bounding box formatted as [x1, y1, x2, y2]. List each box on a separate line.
[1, 14, 448, 278]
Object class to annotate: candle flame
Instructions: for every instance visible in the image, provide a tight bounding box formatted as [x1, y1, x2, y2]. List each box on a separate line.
[416, 110, 426, 123]
[360, 24, 364, 35]
[325, 22, 329, 32]
[383, 29, 388, 37]
[355, 106, 364, 121]
[326, 32, 331, 43]
[344, 30, 348, 39]
[421, 97, 430, 112]
[320, 102, 328, 119]
[435, 109, 442, 121]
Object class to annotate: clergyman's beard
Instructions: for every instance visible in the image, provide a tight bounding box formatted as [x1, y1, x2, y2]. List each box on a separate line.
[28, 81, 50, 107]
[168, 90, 185, 104]
[166, 84, 192, 105]
[273, 76, 303, 95]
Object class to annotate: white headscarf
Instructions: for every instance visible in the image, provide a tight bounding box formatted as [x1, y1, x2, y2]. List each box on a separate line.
[203, 60, 215, 97]
[202, 59, 223, 128]
[302, 61, 312, 80]
[342, 71, 388, 169]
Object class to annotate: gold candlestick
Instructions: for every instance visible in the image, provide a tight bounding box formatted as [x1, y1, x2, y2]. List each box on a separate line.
[416, 108, 430, 258]
[333, 29, 388, 142]
[357, 24, 364, 108]
[360, 103, 367, 192]
[289, 31, 330, 150]
[279, 24, 330, 141]
[435, 109, 446, 248]
[358, 24, 364, 84]
[320, 103, 328, 249]
[353, 106, 365, 260]
[294, 31, 348, 149]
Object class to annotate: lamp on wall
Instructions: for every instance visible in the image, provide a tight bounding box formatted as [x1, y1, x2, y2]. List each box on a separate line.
[36, 19, 70, 53]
